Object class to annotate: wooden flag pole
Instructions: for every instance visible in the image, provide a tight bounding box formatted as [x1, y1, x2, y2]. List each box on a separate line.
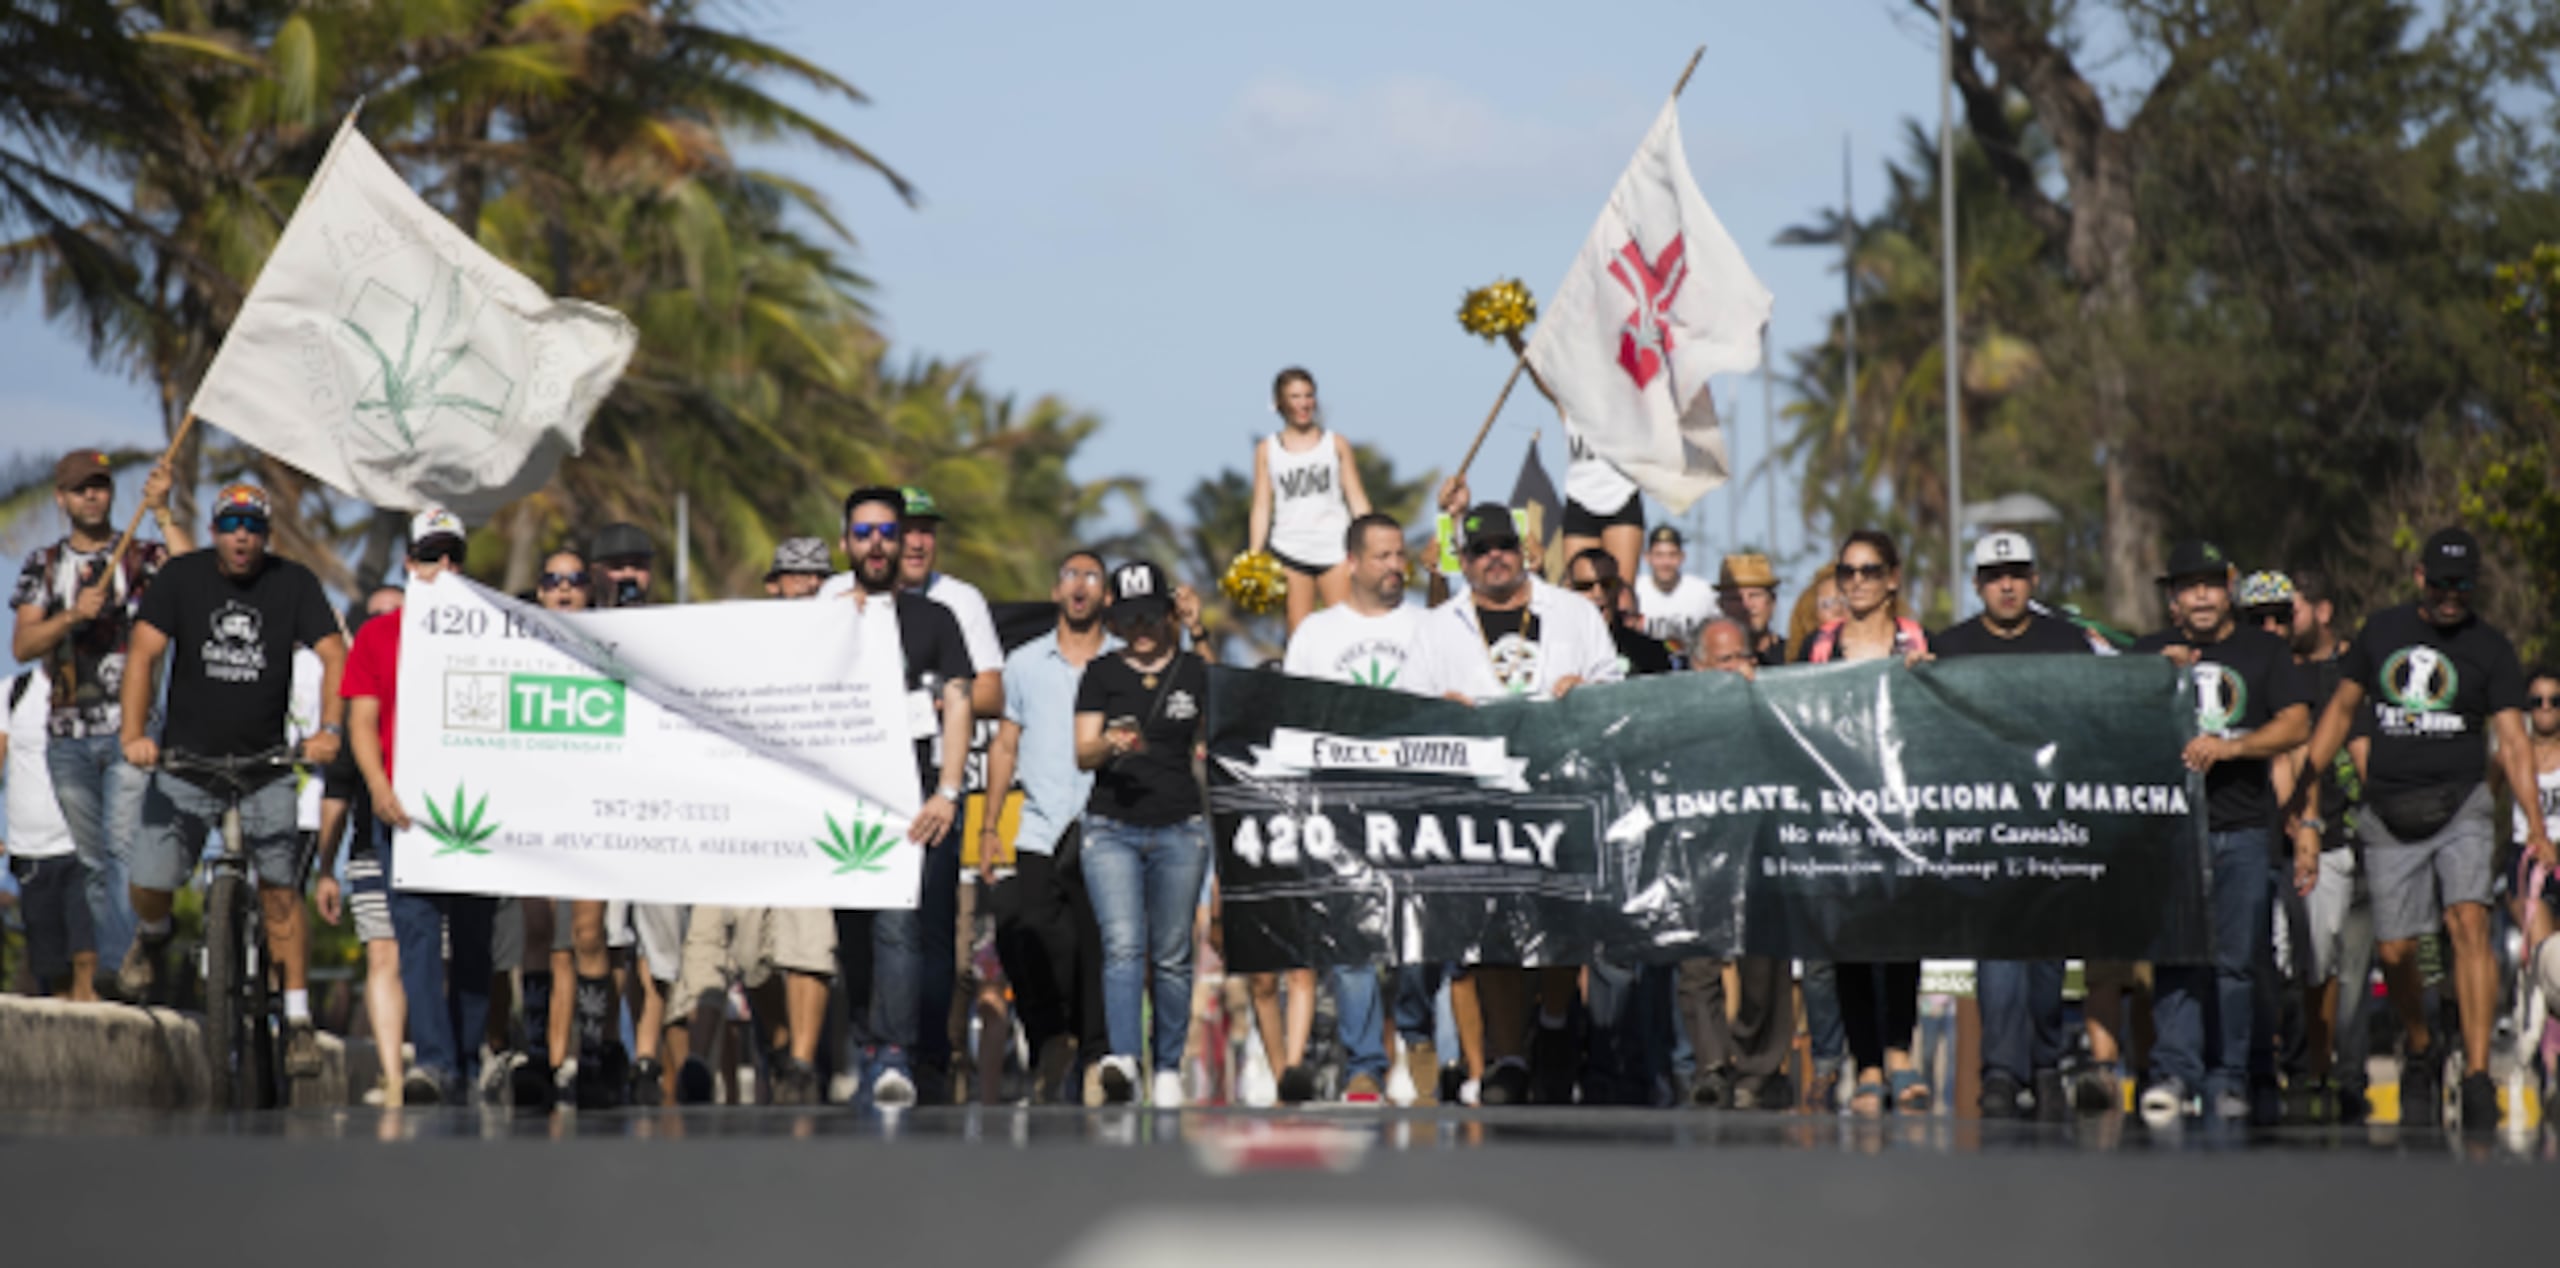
[1449, 44, 1707, 487]
[106, 411, 198, 569]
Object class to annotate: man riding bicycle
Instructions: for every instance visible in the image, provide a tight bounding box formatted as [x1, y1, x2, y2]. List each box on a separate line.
[116, 484, 346, 1084]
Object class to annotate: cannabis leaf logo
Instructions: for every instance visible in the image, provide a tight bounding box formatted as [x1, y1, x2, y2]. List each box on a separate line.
[339, 263, 514, 449]
[814, 809, 898, 875]
[421, 783, 499, 857]
[1351, 657, 1399, 689]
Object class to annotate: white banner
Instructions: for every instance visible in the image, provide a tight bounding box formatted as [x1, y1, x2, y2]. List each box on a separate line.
[190, 114, 637, 520]
[1224, 727, 1530, 791]
[391, 575, 921, 907]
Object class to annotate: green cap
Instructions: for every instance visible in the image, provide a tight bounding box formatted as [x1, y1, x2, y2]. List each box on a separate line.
[900, 486, 942, 521]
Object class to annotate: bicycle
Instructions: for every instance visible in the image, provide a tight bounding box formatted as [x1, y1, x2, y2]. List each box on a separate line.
[158, 745, 307, 1111]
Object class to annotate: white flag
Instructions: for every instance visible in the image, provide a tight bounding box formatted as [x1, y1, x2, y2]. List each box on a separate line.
[1525, 99, 1772, 513]
[189, 115, 636, 521]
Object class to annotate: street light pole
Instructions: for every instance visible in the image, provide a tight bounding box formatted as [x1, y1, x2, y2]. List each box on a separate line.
[1939, 2, 1964, 615]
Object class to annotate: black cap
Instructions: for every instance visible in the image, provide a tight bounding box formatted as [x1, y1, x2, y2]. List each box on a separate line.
[2157, 539, 2232, 586]
[1458, 504, 1522, 554]
[841, 485, 905, 524]
[1648, 524, 1683, 548]
[590, 522, 655, 564]
[2420, 527, 2479, 583]
[1107, 560, 1173, 621]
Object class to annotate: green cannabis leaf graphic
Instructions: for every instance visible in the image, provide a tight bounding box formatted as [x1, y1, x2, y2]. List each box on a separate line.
[421, 783, 499, 857]
[813, 809, 897, 875]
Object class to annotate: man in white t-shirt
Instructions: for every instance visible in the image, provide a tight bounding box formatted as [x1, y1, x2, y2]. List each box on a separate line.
[1280, 512, 1423, 1104]
[6, 671, 95, 999]
[1403, 499, 1622, 1106]
[1634, 525, 1715, 658]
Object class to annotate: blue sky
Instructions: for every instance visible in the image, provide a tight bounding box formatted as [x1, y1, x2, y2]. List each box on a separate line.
[0, 0, 1959, 584]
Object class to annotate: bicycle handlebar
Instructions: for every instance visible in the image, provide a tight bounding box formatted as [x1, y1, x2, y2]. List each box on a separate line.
[158, 746, 302, 796]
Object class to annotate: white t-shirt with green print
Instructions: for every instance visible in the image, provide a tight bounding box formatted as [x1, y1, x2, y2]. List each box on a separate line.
[1284, 602, 1422, 691]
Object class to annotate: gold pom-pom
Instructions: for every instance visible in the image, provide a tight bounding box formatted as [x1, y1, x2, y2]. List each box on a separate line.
[1457, 278, 1537, 342]
[1220, 550, 1288, 615]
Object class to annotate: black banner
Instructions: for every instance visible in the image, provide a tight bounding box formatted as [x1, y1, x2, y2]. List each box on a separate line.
[1206, 656, 2210, 970]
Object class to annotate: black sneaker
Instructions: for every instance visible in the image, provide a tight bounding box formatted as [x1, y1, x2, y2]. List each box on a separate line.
[1687, 1067, 1732, 1110]
[631, 1056, 665, 1107]
[283, 1019, 325, 1080]
[1978, 1070, 2024, 1120]
[2399, 1044, 2444, 1129]
[2336, 1080, 2371, 1125]
[401, 1070, 445, 1107]
[2458, 1070, 2500, 1132]
[1480, 1061, 1531, 1107]
[1528, 1025, 1578, 1106]
[1276, 1063, 1318, 1105]
[675, 1057, 716, 1105]
[772, 1057, 820, 1107]
[2032, 1069, 2069, 1123]
[1733, 1072, 1795, 1112]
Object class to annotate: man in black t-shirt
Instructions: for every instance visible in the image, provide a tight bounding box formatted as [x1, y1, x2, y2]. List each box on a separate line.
[834, 485, 974, 1108]
[2302, 527, 2549, 1131]
[1934, 533, 2097, 1121]
[117, 484, 345, 1080]
[2126, 539, 2313, 1126]
[1566, 548, 1675, 679]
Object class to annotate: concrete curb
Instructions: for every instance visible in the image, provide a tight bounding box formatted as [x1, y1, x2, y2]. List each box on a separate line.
[0, 997, 346, 1110]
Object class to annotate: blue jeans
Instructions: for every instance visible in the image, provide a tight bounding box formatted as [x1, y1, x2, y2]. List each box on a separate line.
[870, 816, 961, 1067]
[2153, 828, 2275, 1097]
[44, 733, 140, 968]
[1393, 964, 1447, 1043]
[1334, 964, 1387, 1080]
[1801, 960, 1846, 1069]
[1583, 957, 1671, 1103]
[1079, 814, 1208, 1073]
[382, 825, 495, 1085]
[1978, 959, 2065, 1084]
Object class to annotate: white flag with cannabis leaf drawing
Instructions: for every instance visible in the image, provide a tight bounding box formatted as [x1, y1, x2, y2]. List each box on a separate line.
[391, 575, 922, 909]
[190, 114, 636, 520]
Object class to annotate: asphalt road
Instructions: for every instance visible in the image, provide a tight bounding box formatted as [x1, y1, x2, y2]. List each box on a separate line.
[1, 1106, 2546, 1267]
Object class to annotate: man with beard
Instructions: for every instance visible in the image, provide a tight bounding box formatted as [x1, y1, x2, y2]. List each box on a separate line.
[1933, 532, 2095, 1120]
[2130, 540, 2313, 1126]
[13, 450, 192, 987]
[980, 549, 1115, 1103]
[1633, 526, 1714, 659]
[833, 487, 974, 1107]
[119, 484, 345, 1090]
[2268, 567, 2377, 1121]
[1567, 548, 1675, 680]
[1404, 501, 1622, 1105]
[2302, 528, 2549, 1131]
[1714, 552, 1788, 668]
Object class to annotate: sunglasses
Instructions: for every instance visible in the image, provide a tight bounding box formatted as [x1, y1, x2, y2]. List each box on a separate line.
[1568, 578, 1602, 592]
[2529, 694, 2560, 710]
[2423, 575, 2475, 594]
[539, 571, 590, 590]
[1464, 537, 1521, 559]
[410, 543, 464, 567]
[845, 523, 899, 542]
[212, 513, 268, 536]
[1838, 562, 1890, 581]
[1059, 566, 1104, 584]
[1975, 563, 2032, 584]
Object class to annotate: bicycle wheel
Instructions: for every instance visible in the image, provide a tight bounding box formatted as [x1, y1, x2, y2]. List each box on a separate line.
[245, 924, 277, 1110]
[203, 871, 249, 1111]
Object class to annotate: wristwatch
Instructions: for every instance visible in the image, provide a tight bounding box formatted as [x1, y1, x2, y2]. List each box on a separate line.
[2295, 815, 2325, 837]
[320, 722, 346, 738]
[936, 785, 962, 805]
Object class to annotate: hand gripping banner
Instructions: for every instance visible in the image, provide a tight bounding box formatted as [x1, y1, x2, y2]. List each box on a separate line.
[1206, 656, 2210, 971]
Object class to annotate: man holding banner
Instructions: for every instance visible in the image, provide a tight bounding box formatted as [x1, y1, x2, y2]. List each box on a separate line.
[1403, 503, 1622, 1105]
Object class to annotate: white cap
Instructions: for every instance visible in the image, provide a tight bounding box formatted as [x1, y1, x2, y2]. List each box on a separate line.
[1971, 531, 2034, 570]
[408, 506, 465, 547]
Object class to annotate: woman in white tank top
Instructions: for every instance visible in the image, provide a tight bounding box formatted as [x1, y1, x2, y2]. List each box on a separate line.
[2502, 670, 2560, 1094]
[1249, 367, 1371, 634]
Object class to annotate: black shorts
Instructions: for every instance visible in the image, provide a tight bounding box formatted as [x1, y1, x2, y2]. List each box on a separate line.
[9, 855, 93, 988]
[1269, 547, 1333, 578]
[1562, 495, 1643, 537]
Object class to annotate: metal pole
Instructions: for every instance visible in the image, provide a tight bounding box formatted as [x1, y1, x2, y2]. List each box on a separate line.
[1939, 4, 1963, 615]
[1760, 343, 1773, 552]
[675, 491, 690, 604]
[1843, 134, 1857, 446]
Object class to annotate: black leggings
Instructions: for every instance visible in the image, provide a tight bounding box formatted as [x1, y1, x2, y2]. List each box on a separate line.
[1837, 961, 1920, 1072]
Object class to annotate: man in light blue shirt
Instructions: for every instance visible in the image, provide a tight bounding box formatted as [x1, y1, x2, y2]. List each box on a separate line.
[979, 549, 1116, 1104]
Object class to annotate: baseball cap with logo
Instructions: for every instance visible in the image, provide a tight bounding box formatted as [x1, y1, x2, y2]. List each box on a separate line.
[1107, 560, 1172, 621]
[1716, 552, 1779, 591]
[409, 506, 466, 551]
[1458, 504, 1524, 555]
[2236, 570, 2296, 611]
[900, 486, 943, 522]
[2157, 539, 2232, 587]
[766, 536, 832, 579]
[2420, 527, 2479, 585]
[210, 483, 271, 523]
[1971, 531, 2036, 571]
[53, 449, 114, 491]
[1648, 525, 1684, 548]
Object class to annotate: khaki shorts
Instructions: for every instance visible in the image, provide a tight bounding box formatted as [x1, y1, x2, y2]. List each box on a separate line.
[670, 906, 835, 1010]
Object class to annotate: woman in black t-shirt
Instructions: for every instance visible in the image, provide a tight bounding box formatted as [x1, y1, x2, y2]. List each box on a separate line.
[1073, 561, 1214, 1105]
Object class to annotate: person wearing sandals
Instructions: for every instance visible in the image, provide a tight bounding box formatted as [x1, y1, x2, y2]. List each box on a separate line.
[1797, 530, 1932, 1116]
[1075, 561, 1216, 1107]
[1248, 367, 1372, 636]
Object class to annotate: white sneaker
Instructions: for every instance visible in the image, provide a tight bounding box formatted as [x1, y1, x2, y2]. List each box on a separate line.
[1458, 1077, 1481, 1108]
[872, 1067, 917, 1109]
[1150, 1070, 1185, 1109]
[1386, 1061, 1419, 1107]
[1237, 1051, 1278, 1108]
[2139, 1079, 2187, 1129]
[1098, 1055, 1139, 1104]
